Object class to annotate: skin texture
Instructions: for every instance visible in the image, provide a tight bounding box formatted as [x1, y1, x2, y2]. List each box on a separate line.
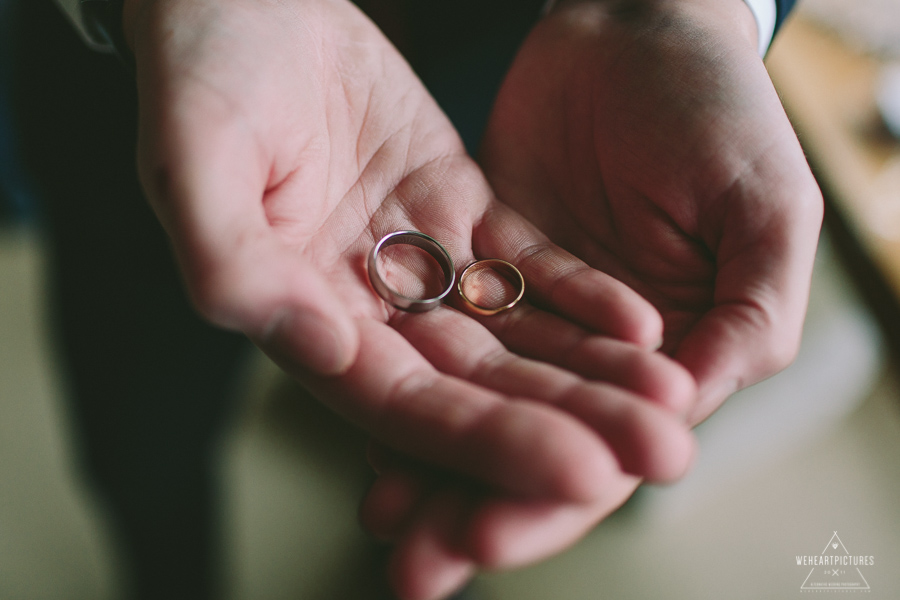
[118, 0, 822, 598]
[482, 0, 823, 424]
[360, 1, 823, 598]
[122, 0, 693, 512]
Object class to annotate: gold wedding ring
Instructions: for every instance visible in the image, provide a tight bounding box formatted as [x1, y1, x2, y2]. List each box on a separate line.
[367, 230, 456, 312]
[458, 259, 525, 316]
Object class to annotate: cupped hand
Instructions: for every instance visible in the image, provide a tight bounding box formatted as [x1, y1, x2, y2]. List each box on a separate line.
[359, 310, 692, 600]
[480, 0, 823, 425]
[362, 442, 642, 600]
[362, 1, 825, 596]
[123, 0, 695, 501]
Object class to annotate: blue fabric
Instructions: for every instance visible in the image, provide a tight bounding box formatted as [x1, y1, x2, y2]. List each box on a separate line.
[774, 0, 797, 35]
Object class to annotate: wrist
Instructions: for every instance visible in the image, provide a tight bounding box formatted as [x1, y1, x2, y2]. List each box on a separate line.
[546, 0, 760, 56]
[679, 0, 760, 55]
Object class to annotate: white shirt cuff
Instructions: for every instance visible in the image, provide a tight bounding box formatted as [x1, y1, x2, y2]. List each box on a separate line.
[742, 0, 777, 57]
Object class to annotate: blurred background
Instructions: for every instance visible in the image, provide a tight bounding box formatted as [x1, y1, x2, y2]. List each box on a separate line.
[2, 0, 900, 598]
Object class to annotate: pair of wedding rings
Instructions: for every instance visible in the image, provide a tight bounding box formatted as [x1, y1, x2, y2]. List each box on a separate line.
[367, 230, 525, 315]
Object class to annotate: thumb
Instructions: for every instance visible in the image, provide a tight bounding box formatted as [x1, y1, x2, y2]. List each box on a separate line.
[678, 177, 822, 424]
[135, 80, 359, 375]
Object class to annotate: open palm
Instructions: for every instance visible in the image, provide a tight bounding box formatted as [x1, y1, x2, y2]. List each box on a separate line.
[126, 0, 694, 507]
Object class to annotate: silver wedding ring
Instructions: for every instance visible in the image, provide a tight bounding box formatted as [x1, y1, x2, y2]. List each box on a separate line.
[367, 230, 456, 312]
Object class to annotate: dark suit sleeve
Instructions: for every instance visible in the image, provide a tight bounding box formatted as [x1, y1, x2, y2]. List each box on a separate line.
[773, 0, 797, 35]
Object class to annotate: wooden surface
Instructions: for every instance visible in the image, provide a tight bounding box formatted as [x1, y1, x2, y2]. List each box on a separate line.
[766, 16, 900, 300]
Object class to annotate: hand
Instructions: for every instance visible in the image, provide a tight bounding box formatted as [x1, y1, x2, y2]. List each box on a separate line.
[363, 1, 824, 597]
[480, 0, 823, 425]
[122, 0, 694, 503]
[359, 318, 691, 600]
